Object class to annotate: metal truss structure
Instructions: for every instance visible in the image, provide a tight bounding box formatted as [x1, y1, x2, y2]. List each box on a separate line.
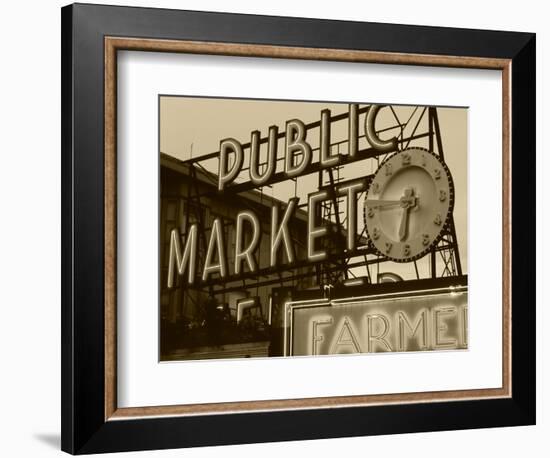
[167, 104, 463, 297]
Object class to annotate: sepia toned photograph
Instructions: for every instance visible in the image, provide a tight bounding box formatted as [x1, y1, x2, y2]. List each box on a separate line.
[59, 5, 535, 453]
[159, 96, 468, 361]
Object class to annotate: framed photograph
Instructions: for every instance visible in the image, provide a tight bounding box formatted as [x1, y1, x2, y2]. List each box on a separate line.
[61, 3, 536, 454]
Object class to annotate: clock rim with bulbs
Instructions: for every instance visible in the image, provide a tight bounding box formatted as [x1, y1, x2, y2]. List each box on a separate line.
[363, 147, 455, 263]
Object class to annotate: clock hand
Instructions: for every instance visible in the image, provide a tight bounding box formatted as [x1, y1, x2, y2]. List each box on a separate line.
[364, 199, 402, 208]
[399, 206, 410, 241]
[398, 187, 416, 241]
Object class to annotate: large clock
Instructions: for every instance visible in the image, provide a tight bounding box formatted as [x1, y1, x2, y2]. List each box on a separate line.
[363, 147, 454, 262]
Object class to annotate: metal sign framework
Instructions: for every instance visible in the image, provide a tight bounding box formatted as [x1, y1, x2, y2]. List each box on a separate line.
[167, 104, 463, 296]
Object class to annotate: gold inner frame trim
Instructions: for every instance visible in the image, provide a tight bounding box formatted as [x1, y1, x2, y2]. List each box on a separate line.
[104, 36, 512, 421]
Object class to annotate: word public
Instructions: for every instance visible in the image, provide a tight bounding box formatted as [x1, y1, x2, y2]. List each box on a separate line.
[168, 105, 396, 287]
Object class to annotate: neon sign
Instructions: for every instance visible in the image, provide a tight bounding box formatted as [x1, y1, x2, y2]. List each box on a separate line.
[168, 105, 396, 287]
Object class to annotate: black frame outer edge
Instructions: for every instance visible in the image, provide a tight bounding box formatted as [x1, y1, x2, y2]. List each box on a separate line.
[61, 3, 536, 454]
[509, 34, 536, 423]
[61, 4, 74, 454]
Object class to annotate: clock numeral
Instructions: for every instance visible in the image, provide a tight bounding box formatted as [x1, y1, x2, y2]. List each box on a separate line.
[422, 155, 427, 167]
[422, 233, 430, 246]
[402, 153, 411, 166]
[371, 182, 380, 195]
[372, 227, 381, 240]
[403, 244, 411, 256]
[384, 242, 392, 254]
[434, 168, 442, 180]
[439, 190, 447, 202]
[385, 163, 393, 176]
[434, 213, 442, 226]
[367, 207, 375, 218]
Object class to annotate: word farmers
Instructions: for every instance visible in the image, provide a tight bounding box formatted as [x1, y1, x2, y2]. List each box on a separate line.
[286, 291, 468, 356]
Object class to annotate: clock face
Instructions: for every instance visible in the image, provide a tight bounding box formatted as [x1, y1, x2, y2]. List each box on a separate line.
[364, 147, 454, 262]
